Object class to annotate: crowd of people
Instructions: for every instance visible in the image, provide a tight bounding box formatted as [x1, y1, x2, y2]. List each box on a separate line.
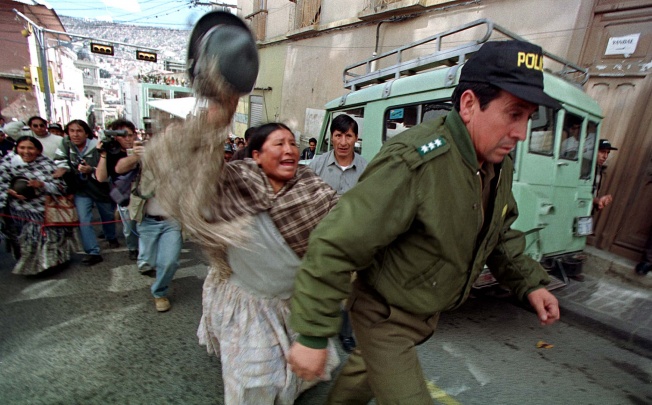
[0, 115, 182, 313]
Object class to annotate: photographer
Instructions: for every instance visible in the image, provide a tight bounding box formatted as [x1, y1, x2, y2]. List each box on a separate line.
[53, 119, 116, 266]
[95, 119, 140, 260]
[128, 128, 182, 312]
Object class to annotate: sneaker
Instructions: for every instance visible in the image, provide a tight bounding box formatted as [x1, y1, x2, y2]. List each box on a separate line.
[107, 239, 120, 249]
[635, 262, 651, 276]
[154, 297, 171, 312]
[139, 266, 156, 277]
[82, 254, 103, 266]
[128, 250, 139, 261]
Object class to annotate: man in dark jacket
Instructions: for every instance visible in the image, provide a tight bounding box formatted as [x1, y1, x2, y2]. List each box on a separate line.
[288, 40, 561, 403]
[95, 119, 140, 260]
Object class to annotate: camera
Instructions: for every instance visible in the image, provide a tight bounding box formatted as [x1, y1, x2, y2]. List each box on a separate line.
[98, 130, 127, 155]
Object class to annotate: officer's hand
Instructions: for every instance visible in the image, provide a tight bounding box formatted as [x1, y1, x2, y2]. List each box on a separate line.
[288, 342, 327, 381]
[527, 288, 560, 326]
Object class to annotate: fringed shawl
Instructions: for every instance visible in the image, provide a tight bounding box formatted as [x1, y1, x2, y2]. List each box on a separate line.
[217, 159, 338, 258]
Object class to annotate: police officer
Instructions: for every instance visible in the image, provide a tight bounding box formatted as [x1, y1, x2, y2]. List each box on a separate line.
[288, 40, 561, 404]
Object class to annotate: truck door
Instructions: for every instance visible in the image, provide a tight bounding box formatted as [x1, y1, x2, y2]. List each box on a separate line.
[515, 107, 597, 257]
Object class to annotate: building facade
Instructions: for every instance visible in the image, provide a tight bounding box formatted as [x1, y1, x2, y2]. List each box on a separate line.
[237, 0, 651, 261]
[0, 0, 87, 125]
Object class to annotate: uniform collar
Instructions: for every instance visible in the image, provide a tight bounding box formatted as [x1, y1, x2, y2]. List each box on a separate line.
[326, 150, 359, 169]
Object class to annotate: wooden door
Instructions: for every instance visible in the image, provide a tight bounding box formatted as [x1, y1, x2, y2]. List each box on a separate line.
[581, 0, 652, 260]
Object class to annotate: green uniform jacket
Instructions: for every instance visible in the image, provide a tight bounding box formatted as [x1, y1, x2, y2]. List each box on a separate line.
[291, 110, 550, 349]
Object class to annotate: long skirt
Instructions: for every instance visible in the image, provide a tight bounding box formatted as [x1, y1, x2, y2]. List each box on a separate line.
[5, 208, 79, 275]
[197, 268, 340, 405]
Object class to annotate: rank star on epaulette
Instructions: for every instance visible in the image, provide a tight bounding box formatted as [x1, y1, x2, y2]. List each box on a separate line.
[417, 137, 446, 156]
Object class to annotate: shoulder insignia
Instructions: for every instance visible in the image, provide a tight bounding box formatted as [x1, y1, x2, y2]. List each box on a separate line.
[417, 137, 447, 157]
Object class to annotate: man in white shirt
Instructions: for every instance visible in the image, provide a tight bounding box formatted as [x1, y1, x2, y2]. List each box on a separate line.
[27, 116, 62, 160]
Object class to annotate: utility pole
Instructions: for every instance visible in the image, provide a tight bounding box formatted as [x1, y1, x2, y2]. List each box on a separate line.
[15, 11, 54, 121]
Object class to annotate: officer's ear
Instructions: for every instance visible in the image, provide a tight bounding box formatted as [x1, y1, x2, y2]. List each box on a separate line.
[459, 89, 477, 124]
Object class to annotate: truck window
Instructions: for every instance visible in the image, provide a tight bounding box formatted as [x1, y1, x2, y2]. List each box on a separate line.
[580, 121, 598, 180]
[560, 113, 583, 160]
[528, 106, 556, 156]
[384, 102, 451, 142]
[321, 108, 364, 155]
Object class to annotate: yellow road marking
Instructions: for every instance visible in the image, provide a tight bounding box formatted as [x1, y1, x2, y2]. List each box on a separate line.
[426, 380, 462, 405]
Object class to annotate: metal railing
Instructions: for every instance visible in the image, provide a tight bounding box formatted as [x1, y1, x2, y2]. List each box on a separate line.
[342, 19, 589, 90]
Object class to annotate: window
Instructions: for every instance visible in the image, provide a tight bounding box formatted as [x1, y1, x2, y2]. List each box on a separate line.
[291, 0, 322, 30]
[383, 102, 451, 142]
[528, 106, 556, 156]
[246, 0, 267, 41]
[321, 108, 364, 155]
[560, 113, 583, 161]
[580, 121, 598, 180]
[249, 95, 265, 127]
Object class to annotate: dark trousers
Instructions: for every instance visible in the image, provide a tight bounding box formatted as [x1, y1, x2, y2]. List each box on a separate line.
[327, 279, 439, 405]
[644, 230, 652, 264]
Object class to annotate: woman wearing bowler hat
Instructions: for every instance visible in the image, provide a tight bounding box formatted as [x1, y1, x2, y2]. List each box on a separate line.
[0, 136, 78, 274]
[146, 11, 340, 403]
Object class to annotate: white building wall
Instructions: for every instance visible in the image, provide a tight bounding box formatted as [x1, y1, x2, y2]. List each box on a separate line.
[240, 0, 592, 135]
[51, 47, 87, 124]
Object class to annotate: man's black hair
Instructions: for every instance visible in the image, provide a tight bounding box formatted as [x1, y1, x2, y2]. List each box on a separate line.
[108, 118, 136, 132]
[451, 82, 502, 112]
[309, 137, 317, 144]
[27, 116, 46, 127]
[330, 114, 358, 136]
[244, 126, 257, 142]
[64, 119, 95, 139]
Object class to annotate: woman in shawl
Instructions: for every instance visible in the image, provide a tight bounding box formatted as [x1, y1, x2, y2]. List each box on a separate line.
[0, 136, 77, 275]
[147, 121, 340, 404]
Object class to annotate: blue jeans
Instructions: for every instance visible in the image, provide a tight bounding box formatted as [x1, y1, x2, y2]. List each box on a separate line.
[117, 205, 139, 251]
[137, 216, 182, 298]
[74, 195, 116, 255]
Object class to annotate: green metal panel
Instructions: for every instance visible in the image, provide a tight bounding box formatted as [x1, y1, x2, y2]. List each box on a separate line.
[319, 62, 603, 261]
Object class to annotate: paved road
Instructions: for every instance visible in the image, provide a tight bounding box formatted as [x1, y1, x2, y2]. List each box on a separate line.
[1, 241, 650, 404]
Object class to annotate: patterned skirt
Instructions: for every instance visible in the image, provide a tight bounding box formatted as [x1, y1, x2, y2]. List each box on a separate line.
[5, 208, 79, 275]
[197, 267, 340, 405]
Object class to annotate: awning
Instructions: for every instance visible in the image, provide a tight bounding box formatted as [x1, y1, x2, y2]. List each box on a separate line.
[148, 97, 197, 119]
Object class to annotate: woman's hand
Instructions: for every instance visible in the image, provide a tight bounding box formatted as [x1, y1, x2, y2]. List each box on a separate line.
[27, 179, 45, 189]
[53, 168, 67, 178]
[7, 189, 26, 200]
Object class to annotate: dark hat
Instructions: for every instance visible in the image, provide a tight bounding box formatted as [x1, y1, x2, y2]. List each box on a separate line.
[187, 11, 259, 94]
[224, 143, 234, 153]
[10, 176, 37, 200]
[48, 123, 63, 131]
[460, 40, 561, 109]
[598, 139, 618, 151]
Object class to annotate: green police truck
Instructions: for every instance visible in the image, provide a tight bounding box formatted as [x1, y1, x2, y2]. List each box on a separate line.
[313, 19, 603, 289]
